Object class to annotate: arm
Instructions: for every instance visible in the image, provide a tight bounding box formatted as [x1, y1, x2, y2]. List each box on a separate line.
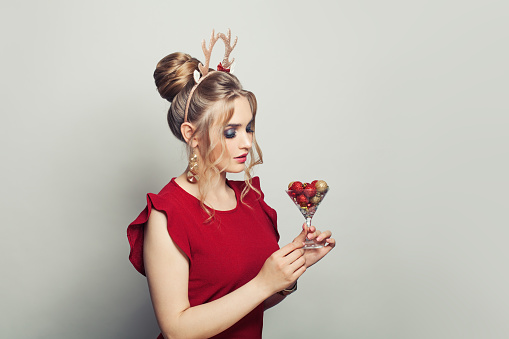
[265, 223, 335, 311]
[143, 209, 306, 339]
[263, 292, 286, 311]
[263, 279, 298, 310]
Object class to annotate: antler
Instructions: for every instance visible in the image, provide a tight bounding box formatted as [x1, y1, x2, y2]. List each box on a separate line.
[218, 28, 238, 69]
[198, 29, 220, 76]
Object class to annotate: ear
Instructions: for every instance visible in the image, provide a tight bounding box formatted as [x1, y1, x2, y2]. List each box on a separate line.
[180, 122, 199, 148]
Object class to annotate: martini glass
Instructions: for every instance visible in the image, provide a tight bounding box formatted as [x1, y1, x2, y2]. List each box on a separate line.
[286, 184, 329, 249]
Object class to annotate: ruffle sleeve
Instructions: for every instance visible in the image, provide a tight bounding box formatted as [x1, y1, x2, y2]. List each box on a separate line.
[127, 192, 192, 276]
[250, 177, 279, 242]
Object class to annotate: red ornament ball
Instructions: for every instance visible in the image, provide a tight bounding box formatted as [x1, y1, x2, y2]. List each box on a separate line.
[303, 183, 316, 198]
[288, 181, 304, 194]
[296, 194, 308, 206]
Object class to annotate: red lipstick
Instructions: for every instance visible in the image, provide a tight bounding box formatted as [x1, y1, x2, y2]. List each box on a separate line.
[234, 153, 248, 163]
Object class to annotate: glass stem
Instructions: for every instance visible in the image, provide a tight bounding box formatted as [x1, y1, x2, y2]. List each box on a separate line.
[305, 217, 313, 245]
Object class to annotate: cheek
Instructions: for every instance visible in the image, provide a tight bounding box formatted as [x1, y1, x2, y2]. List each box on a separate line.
[210, 139, 226, 160]
[225, 140, 237, 156]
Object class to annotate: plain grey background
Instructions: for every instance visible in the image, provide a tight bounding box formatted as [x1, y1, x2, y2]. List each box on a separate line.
[1, 0, 508, 338]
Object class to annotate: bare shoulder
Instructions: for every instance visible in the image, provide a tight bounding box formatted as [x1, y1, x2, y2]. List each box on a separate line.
[146, 208, 167, 231]
[143, 208, 189, 265]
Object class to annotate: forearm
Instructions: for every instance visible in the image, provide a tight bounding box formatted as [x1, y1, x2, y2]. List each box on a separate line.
[263, 293, 286, 310]
[161, 277, 271, 339]
[263, 280, 298, 310]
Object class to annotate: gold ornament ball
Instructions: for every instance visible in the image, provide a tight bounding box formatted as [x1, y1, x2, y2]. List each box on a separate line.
[310, 195, 322, 205]
[315, 180, 328, 193]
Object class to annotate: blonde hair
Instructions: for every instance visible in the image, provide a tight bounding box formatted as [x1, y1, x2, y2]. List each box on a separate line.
[153, 52, 263, 215]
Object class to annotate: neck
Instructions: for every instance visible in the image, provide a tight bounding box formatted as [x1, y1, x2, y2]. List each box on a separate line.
[175, 170, 236, 210]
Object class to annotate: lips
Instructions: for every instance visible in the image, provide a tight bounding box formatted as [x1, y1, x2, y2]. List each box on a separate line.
[234, 153, 248, 163]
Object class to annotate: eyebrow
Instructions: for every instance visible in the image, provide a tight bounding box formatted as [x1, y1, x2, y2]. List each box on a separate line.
[226, 119, 254, 128]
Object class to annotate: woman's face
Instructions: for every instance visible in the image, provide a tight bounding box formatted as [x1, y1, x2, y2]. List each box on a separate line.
[215, 96, 254, 173]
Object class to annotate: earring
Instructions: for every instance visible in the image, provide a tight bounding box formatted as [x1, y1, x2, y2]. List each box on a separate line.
[187, 150, 199, 183]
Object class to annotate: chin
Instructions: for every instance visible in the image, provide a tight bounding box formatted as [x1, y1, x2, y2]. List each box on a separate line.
[225, 164, 246, 174]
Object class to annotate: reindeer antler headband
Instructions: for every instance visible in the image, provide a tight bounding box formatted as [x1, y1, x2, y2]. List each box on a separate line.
[184, 29, 238, 123]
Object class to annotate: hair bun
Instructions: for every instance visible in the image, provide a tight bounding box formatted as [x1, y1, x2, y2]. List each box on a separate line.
[154, 52, 200, 102]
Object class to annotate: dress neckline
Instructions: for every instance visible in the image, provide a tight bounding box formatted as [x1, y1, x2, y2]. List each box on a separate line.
[170, 178, 240, 213]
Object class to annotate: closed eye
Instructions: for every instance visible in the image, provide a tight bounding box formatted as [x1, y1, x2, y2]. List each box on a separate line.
[223, 119, 254, 139]
[246, 122, 254, 133]
[224, 128, 237, 139]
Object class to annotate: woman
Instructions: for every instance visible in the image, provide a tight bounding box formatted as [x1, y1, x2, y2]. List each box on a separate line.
[127, 30, 335, 339]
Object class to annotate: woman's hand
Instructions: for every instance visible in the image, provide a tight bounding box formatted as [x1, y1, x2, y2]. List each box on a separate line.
[293, 223, 335, 268]
[255, 242, 306, 296]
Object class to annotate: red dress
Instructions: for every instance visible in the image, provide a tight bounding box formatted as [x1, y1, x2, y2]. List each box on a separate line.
[127, 177, 280, 339]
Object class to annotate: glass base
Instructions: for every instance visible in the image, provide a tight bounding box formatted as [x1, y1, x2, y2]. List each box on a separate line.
[303, 239, 323, 249]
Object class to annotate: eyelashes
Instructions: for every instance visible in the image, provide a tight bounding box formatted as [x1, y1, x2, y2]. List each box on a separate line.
[224, 123, 254, 139]
[246, 122, 254, 133]
[224, 129, 237, 139]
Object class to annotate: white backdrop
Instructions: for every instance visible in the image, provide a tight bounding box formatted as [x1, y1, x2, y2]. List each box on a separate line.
[1, 0, 508, 338]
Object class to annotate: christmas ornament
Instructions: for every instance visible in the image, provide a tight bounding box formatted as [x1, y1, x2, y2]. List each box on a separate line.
[303, 183, 316, 198]
[315, 180, 328, 193]
[296, 194, 308, 207]
[289, 181, 304, 194]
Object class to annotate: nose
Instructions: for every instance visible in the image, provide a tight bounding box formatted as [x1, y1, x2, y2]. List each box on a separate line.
[240, 131, 252, 150]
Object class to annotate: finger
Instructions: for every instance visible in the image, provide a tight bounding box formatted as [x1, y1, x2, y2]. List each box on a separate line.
[278, 241, 304, 257]
[315, 230, 332, 242]
[288, 255, 306, 273]
[325, 238, 336, 249]
[307, 229, 321, 240]
[284, 247, 305, 264]
[293, 225, 308, 243]
[292, 260, 307, 279]
[308, 225, 316, 233]
[301, 223, 308, 233]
